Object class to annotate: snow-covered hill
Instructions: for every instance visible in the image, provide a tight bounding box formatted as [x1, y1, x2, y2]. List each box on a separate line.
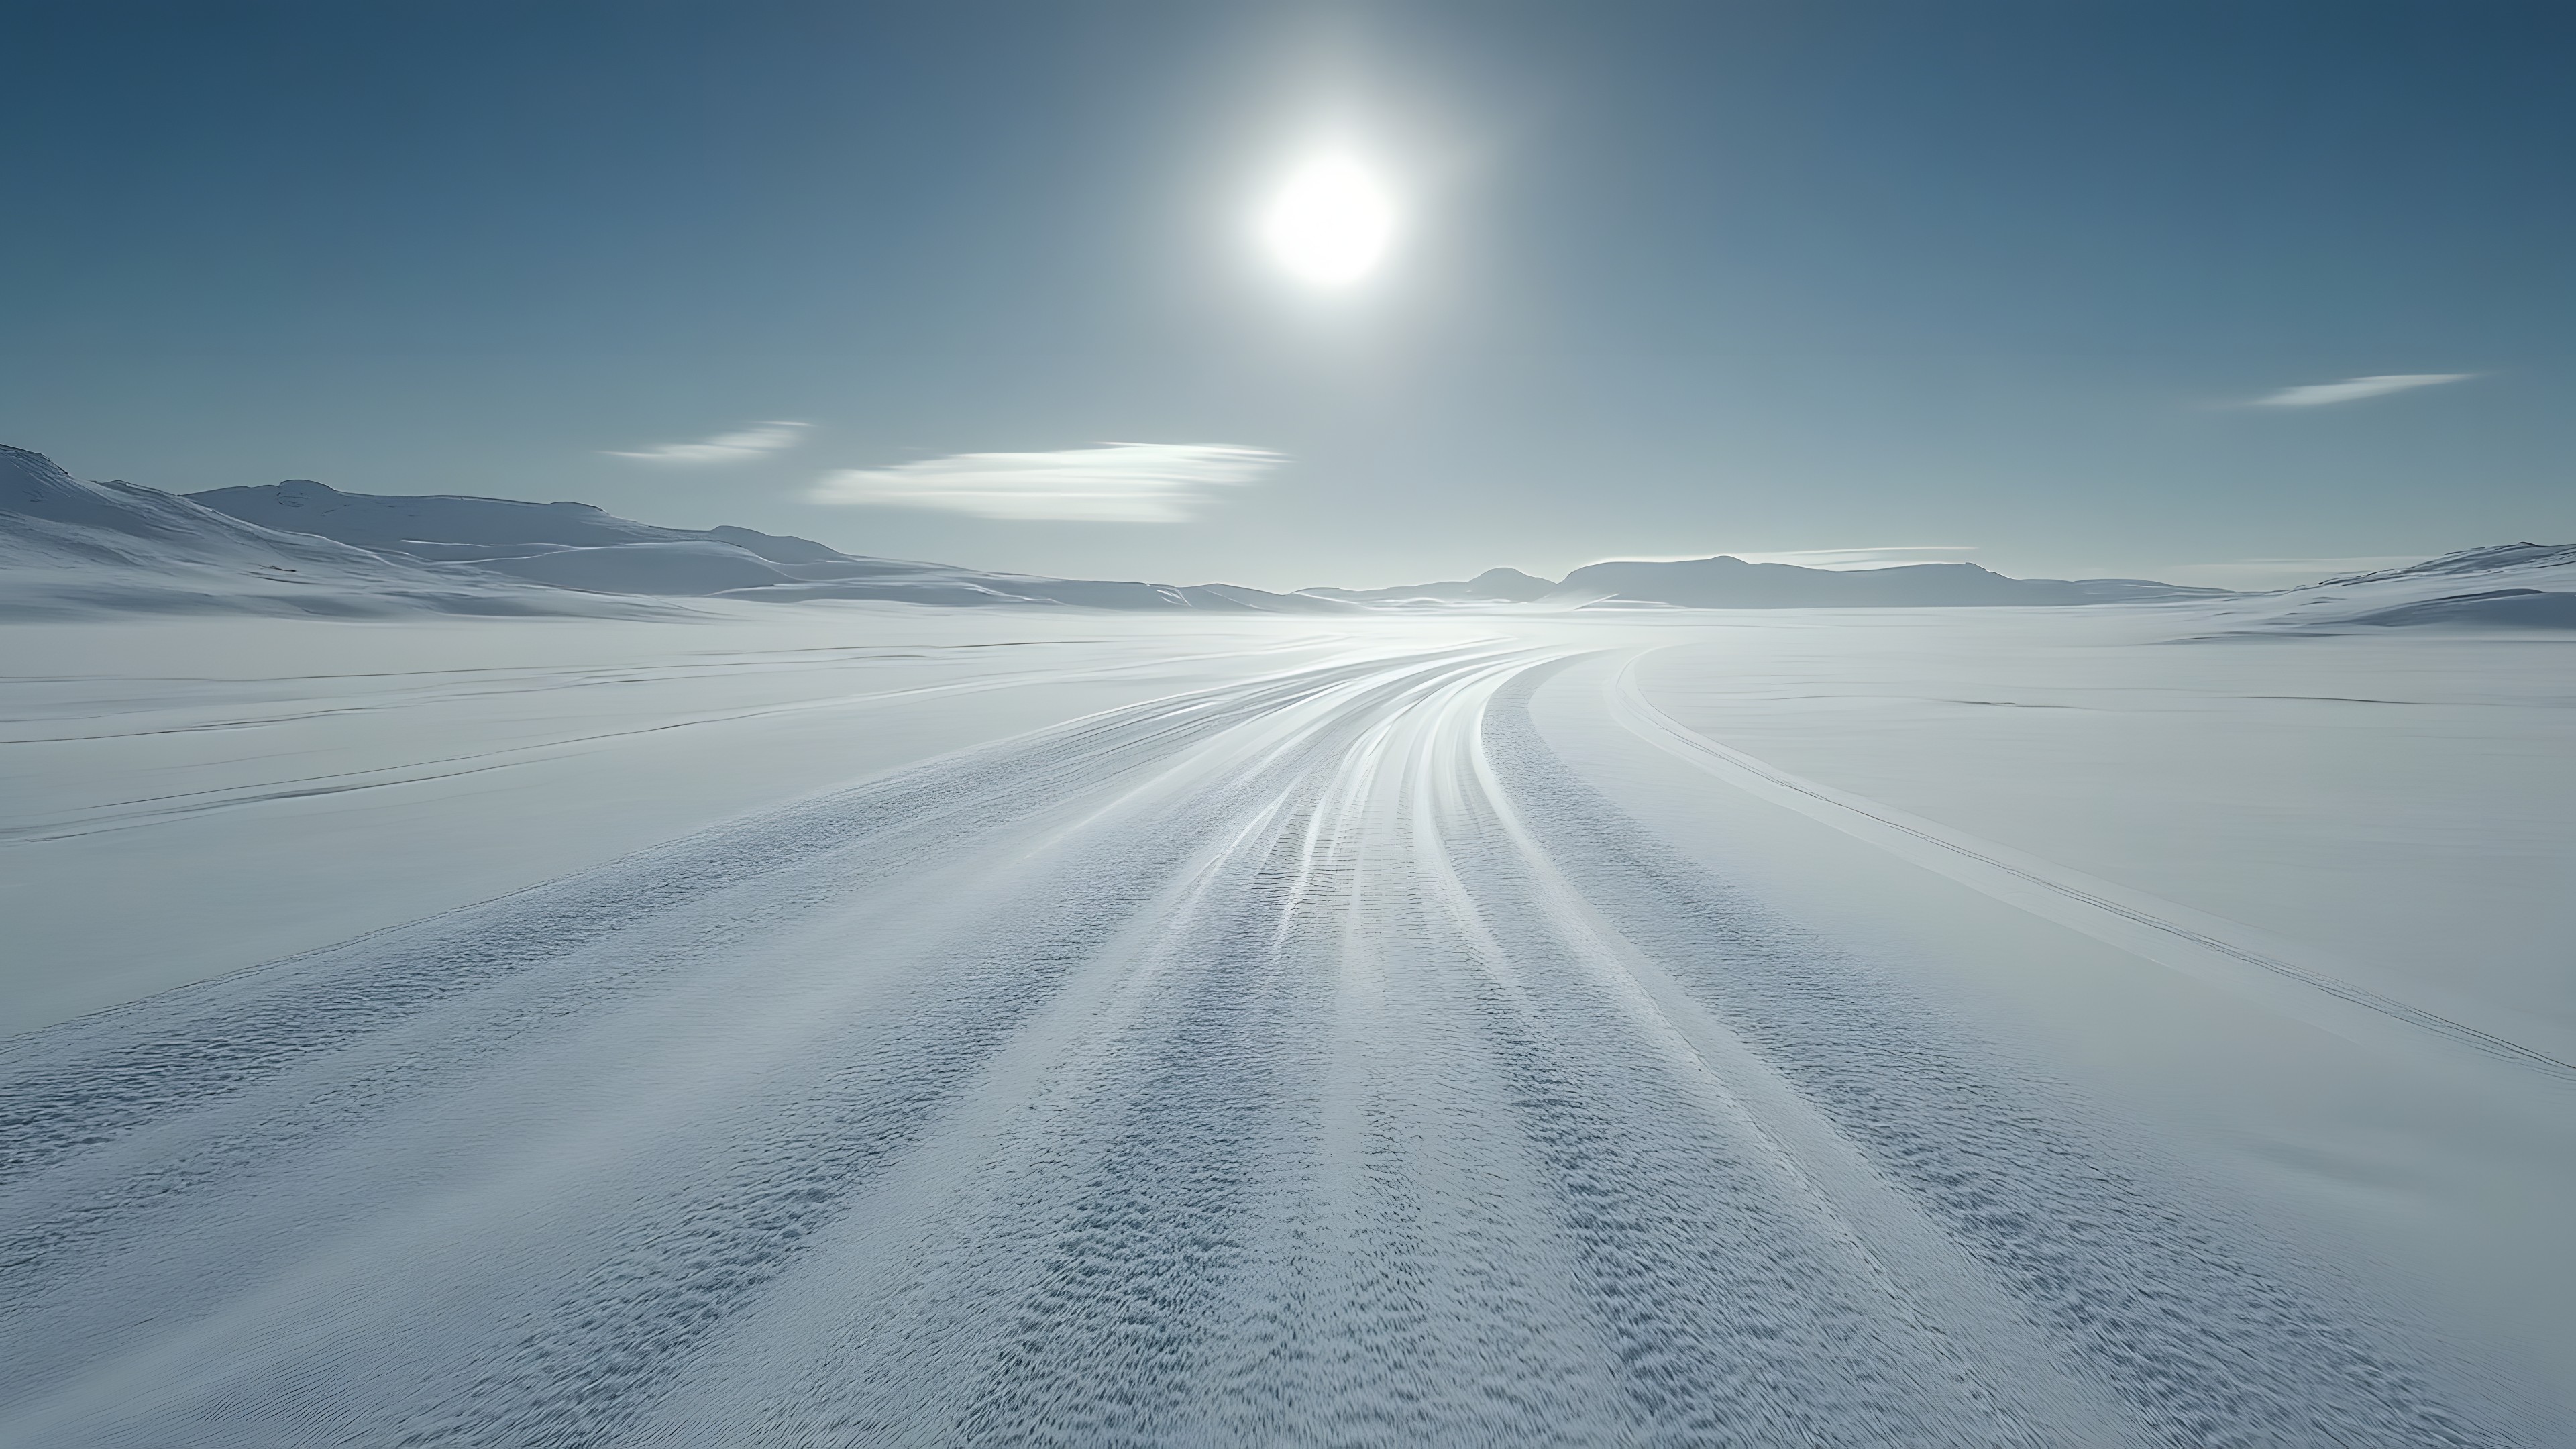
[189, 476, 1348, 611]
[1301, 566, 1558, 607]
[16, 444, 2566, 625]
[1548, 555, 2217, 608]
[1304, 556, 2222, 610]
[3, 448, 1344, 616]
[191, 478, 853, 561]
[0, 445, 590, 619]
[1315, 546, 2576, 623]
[2230, 543, 2576, 631]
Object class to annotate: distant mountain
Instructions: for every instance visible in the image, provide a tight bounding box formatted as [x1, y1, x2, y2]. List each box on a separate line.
[1303, 555, 2221, 610]
[184, 479, 979, 604]
[1301, 567, 1556, 606]
[193, 478, 858, 563]
[188, 478, 1344, 612]
[1548, 555, 2214, 608]
[19, 443, 2559, 627]
[0, 447, 1348, 617]
[0, 445, 564, 619]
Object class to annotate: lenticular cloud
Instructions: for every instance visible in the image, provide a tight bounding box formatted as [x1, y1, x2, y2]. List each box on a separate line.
[2248, 374, 2473, 407]
[810, 442, 1281, 522]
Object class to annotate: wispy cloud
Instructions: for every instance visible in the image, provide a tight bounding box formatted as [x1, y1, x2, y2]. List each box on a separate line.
[1727, 545, 1980, 570]
[606, 420, 808, 463]
[810, 442, 1280, 522]
[2247, 374, 2474, 407]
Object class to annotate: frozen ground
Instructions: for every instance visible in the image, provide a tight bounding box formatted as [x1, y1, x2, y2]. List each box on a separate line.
[1, 602, 2570, 1446]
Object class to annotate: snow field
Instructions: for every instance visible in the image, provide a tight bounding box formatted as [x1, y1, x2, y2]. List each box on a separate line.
[0, 609, 2565, 1444]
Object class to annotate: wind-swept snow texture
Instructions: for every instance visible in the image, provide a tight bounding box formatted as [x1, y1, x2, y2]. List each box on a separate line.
[2, 606, 2566, 1447]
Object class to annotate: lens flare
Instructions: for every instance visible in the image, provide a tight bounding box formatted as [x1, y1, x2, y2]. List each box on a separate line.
[1259, 155, 1397, 287]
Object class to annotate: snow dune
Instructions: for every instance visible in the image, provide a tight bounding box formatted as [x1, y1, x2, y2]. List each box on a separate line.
[1, 606, 2567, 1445]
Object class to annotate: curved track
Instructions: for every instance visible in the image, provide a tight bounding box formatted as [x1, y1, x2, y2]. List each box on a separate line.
[0, 645, 2524, 1446]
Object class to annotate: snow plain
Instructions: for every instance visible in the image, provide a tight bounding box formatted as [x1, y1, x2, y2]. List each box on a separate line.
[3, 600, 2571, 1446]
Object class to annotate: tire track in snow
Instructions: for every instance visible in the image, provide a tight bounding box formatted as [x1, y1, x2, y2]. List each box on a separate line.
[0, 647, 1536, 1446]
[0, 643, 2538, 1447]
[0, 649, 1488, 1187]
[1483, 661, 2508, 1447]
[1413, 673, 2060, 1448]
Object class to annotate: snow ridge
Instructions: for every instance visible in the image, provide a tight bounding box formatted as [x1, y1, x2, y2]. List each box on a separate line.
[2221, 541, 2576, 633]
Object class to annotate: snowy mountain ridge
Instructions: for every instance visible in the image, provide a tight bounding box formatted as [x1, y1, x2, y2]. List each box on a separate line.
[192, 478, 857, 564]
[9, 443, 2571, 624]
[1300, 556, 2224, 610]
[0, 447, 1346, 617]
[1544, 555, 2216, 608]
[0, 444, 578, 619]
[186, 476, 1345, 612]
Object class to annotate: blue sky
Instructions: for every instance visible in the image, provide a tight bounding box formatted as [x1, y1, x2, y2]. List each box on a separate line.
[5, 1, 2569, 590]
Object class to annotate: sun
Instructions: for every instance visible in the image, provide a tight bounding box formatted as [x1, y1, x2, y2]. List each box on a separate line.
[1258, 154, 1397, 288]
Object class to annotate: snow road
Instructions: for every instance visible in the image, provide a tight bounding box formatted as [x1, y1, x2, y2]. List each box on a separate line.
[0, 632, 2560, 1446]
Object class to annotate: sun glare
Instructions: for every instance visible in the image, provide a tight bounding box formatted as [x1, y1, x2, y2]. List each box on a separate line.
[1259, 154, 1397, 288]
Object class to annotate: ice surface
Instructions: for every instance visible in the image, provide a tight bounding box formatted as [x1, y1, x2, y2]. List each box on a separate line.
[2, 598, 2569, 1445]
